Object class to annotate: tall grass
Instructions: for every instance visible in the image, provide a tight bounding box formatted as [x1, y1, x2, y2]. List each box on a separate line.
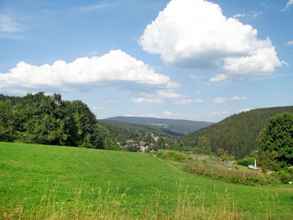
[0, 184, 242, 220]
[0, 189, 242, 220]
[2, 186, 286, 220]
[184, 160, 275, 185]
[2, 184, 286, 219]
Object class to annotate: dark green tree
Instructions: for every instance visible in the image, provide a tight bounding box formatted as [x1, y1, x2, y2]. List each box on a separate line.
[196, 135, 212, 154]
[257, 113, 293, 170]
[0, 101, 15, 141]
[0, 93, 115, 149]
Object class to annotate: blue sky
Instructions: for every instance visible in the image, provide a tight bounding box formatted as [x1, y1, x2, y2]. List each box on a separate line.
[0, 0, 292, 122]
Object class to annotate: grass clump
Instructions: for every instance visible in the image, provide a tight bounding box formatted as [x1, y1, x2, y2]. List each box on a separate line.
[155, 150, 191, 162]
[273, 167, 293, 184]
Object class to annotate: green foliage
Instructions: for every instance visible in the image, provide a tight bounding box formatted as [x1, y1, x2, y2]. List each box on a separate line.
[273, 168, 293, 184]
[0, 93, 114, 149]
[183, 106, 293, 158]
[156, 150, 191, 162]
[0, 101, 15, 141]
[237, 156, 256, 167]
[217, 148, 234, 161]
[196, 135, 212, 154]
[257, 113, 293, 170]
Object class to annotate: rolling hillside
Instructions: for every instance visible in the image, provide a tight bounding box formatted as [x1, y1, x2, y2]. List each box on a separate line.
[103, 116, 212, 136]
[0, 142, 292, 219]
[183, 106, 293, 158]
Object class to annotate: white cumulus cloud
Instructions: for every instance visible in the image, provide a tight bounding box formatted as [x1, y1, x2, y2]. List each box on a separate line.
[140, 0, 281, 81]
[0, 50, 177, 94]
[287, 0, 293, 7]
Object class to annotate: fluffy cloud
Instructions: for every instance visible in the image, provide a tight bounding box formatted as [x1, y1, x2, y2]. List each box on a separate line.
[0, 50, 176, 94]
[140, 0, 281, 81]
[0, 14, 22, 33]
[132, 89, 193, 105]
[213, 96, 247, 104]
[288, 40, 293, 46]
[287, 0, 293, 7]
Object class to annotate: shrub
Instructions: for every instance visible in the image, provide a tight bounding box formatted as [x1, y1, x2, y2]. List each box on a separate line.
[156, 150, 190, 162]
[237, 157, 255, 167]
[273, 168, 293, 184]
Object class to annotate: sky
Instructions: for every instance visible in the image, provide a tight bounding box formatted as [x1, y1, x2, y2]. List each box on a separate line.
[0, 0, 292, 122]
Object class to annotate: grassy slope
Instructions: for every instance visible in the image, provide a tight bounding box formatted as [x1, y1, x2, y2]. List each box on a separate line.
[0, 142, 292, 219]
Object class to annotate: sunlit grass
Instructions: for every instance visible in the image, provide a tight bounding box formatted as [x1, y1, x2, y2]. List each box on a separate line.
[0, 142, 293, 219]
[1, 188, 242, 220]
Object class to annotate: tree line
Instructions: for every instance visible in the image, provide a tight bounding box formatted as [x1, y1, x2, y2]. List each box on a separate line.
[0, 93, 116, 149]
[183, 106, 293, 158]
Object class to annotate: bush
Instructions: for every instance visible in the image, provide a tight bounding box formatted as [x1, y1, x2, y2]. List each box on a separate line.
[156, 150, 190, 162]
[273, 168, 293, 184]
[237, 157, 255, 167]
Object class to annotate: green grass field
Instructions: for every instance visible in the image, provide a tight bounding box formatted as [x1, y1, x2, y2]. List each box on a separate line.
[0, 142, 293, 219]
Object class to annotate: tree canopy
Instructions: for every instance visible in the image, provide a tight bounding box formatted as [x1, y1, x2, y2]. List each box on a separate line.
[257, 113, 293, 170]
[0, 93, 115, 149]
[183, 106, 293, 158]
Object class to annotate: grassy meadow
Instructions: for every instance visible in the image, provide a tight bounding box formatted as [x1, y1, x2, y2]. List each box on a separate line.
[0, 142, 293, 219]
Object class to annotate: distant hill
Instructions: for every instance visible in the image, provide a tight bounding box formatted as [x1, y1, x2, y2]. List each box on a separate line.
[183, 106, 293, 158]
[102, 116, 213, 136]
[100, 119, 178, 146]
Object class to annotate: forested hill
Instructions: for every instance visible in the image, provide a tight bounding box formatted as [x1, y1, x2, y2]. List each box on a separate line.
[103, 116, 212, 136]
[183, 106, 293, 158]
[0, 93, 115, 149]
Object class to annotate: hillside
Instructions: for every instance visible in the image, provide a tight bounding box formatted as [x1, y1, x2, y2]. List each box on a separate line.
[183, 106, 293, 158]
[103, 116, 212, 136]
[0, 142, 292, 219]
